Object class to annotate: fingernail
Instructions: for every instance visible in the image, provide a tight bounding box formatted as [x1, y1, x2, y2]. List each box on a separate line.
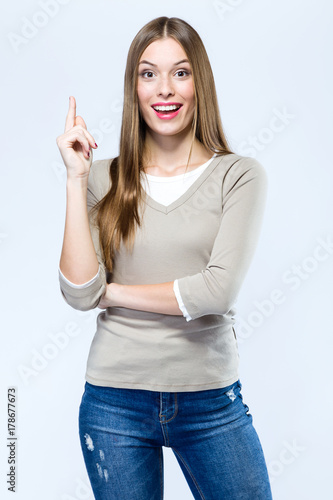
[95, 142, 98, 148]
[87, 151, 90, 157]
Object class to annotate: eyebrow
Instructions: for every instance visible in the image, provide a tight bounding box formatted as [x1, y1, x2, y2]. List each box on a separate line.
[139, 59, 190, 67]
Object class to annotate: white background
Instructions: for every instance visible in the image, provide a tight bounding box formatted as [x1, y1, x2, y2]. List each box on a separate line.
[1, 0, 332, 498]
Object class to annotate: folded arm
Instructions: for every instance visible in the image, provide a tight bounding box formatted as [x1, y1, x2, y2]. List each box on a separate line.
[97, 157, 268, 319]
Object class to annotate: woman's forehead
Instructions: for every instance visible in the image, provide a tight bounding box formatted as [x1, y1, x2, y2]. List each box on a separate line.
[139, 38, 188, 65]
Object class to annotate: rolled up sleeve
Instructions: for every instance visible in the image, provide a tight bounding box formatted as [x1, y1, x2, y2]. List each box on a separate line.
[176, 157, 268, 320]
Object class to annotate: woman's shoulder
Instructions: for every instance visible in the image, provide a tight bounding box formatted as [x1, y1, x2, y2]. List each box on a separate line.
[215, 151, 265, 170]
[215, 152, 268, 183]
[214, 153, 268, 204]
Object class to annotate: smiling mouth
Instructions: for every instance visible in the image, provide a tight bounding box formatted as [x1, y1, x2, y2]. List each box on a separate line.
[152, 104, 182, 113]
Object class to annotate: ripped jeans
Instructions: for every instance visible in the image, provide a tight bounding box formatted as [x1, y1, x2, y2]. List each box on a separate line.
[78, 379, 273, 500]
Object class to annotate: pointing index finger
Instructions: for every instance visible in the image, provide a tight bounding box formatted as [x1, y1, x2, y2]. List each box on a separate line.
[64, 96, 76, 133]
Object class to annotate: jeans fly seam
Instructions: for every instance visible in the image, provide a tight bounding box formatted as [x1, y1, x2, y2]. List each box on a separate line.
[160, 421, 169, 447]
[159, 393, 178, 423]
[164, 392, 178, 422]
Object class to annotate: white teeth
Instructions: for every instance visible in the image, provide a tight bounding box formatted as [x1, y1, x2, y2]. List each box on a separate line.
[153, 105, 180, 112]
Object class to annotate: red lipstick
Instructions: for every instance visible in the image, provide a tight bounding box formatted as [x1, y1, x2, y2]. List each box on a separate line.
[151, 102, 183, 120]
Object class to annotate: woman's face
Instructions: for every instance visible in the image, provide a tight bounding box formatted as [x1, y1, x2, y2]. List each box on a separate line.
[137, 37, 195, 139]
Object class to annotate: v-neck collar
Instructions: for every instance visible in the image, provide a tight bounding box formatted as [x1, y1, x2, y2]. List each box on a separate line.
[142, 154, 229, 214]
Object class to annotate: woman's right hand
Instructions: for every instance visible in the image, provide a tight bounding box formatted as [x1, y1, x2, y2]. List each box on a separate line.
[56, 96, 98, 179]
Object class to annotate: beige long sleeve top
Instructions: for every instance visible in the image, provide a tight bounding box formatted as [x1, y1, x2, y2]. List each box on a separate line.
[58, 152, 268, 392]
[58, 154, 217, 321]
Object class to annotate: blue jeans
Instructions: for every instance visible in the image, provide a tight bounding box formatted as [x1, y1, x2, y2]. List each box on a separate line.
[78, 379, 273, 499]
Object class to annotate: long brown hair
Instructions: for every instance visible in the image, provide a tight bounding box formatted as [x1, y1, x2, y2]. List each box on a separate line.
[91, 16, 234, 273]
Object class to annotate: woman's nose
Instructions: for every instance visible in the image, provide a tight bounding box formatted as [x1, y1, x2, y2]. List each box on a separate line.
[157, 76, 175, 97]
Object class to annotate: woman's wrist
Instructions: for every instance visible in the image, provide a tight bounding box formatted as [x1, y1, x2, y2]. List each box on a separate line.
[98, 283, 121, 309]
[66, 174, 89, 191]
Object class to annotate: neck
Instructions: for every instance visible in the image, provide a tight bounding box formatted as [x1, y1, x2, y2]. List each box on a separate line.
[142, 127, 212, 175]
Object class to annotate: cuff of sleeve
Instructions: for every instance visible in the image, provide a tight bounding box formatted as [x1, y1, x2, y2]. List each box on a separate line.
[58, 266, 100, 288]
[173, 279, 193, 322]
[176, 274, 202, 320]
[58, 263, 106, 311]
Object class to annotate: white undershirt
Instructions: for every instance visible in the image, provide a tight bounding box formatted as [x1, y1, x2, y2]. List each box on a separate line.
[58, 155, 216, 322]
[140, 155, 215, 205]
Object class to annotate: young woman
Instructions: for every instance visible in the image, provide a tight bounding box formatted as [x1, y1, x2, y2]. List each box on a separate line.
[57, 16, 273, 500]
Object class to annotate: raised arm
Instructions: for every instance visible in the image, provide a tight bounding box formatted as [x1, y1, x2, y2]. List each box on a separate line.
[57, 96, 106, 311]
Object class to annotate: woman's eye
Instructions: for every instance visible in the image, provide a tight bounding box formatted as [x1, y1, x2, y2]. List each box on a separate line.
[175, 70, 189, 77]
[141, 71, 154, 78]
